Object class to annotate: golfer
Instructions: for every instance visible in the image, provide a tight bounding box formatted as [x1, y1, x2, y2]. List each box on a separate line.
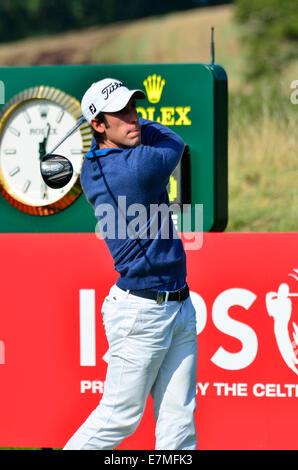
[64, 78, 198, 450]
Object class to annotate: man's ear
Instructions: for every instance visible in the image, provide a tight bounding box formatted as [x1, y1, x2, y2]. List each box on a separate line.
[91, 118, 106, 135]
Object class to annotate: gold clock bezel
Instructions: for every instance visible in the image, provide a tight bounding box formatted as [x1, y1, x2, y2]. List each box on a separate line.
[0, 85, 92, 216]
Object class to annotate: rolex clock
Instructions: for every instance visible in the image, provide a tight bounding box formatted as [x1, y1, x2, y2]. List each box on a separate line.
[0, 86, 92, 215]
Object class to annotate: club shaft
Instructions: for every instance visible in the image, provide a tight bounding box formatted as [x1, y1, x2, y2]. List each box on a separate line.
[46, 116, 85, 155]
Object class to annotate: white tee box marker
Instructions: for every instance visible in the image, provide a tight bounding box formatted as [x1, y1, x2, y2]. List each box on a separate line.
[80, 289, 96, 366]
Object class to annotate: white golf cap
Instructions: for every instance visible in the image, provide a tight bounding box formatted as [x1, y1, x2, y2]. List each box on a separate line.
[81, 78, 146, 123]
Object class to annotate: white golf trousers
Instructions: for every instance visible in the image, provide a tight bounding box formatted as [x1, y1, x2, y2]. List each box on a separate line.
[64, 284, 198, 450]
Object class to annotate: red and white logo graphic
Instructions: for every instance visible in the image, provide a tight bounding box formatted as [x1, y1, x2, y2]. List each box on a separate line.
[266, 269, 298, 376]
[2, 232, 298, 450]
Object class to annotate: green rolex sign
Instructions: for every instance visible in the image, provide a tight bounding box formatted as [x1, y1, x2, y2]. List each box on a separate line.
[0, 63, 228, 233]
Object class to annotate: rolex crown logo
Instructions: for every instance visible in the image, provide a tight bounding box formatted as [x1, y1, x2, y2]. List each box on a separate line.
[143, 74, 165, 104]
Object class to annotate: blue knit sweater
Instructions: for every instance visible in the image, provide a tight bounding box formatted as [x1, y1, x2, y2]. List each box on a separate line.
[80, 118, 186, 291]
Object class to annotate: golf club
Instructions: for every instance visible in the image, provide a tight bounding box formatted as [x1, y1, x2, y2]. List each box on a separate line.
[40, 116, 85, 189]
[40, 154, 74, 189]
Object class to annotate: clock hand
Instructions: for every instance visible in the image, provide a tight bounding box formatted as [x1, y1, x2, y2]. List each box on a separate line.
[45, 122, 51, 143]
[39, 123, 51, 159]
[40, 123, 51, 198]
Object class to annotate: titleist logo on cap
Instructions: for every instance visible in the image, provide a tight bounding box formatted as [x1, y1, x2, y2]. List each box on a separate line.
[102, 81, 124, 100]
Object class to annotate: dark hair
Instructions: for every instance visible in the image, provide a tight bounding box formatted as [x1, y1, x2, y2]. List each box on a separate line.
[92, 112, 109, 145]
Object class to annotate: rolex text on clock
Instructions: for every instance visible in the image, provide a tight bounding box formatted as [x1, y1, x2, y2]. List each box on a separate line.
[0, 86, 92, 215]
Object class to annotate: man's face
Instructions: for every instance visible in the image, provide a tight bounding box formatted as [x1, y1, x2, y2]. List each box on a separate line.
[91, 98, 141, 149]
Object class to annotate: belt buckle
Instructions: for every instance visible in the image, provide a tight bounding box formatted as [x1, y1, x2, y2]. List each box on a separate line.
[156, 291, 164, 304]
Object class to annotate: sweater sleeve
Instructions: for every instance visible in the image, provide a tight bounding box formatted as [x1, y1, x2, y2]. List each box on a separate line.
[132, 118, 185, 191]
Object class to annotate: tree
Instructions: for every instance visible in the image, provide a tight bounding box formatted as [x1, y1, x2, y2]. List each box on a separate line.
[0, 0, 198, 43]
[234, 0, 298, 78]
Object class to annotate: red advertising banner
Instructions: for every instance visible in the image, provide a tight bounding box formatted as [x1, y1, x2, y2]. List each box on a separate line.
[1, 232, 298, 449]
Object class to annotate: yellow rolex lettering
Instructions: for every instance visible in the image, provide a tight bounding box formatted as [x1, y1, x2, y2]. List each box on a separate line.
[159, 107, 175, 126]
[136, 106, 147, 119]
[168, 175, 178, 202]
[175, 106, 192, 125]
[146, 107, 155, 121]
[137, 106, 192, 126]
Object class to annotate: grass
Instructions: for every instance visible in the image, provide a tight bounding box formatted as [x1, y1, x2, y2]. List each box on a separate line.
[227, 76, 298, 231]
[0, 5, 242, 90]
[0, 4, 297, 232]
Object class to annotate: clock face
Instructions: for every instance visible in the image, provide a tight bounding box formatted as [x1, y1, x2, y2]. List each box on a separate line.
[0, 86, 92, 215]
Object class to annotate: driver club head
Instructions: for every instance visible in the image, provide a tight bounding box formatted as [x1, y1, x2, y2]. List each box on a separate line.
[40, 154, 73, 189]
